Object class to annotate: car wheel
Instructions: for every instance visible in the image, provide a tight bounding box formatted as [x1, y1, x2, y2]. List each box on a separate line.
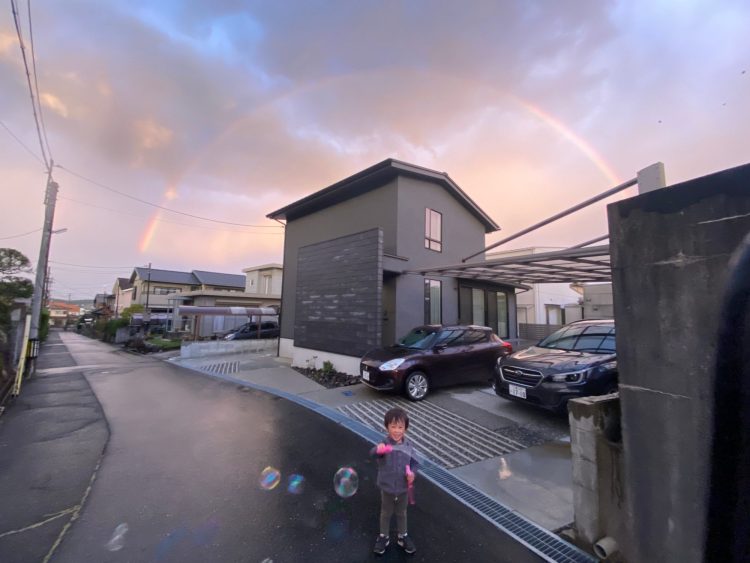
[404, 371, 429, 401]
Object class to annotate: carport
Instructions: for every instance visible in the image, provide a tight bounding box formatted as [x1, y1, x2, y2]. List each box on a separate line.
[410, 243, 611, 286]
[408, 164, 667, 287]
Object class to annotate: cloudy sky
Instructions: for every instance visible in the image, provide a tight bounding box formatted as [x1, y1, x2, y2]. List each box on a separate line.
[1, 0, 748, 299]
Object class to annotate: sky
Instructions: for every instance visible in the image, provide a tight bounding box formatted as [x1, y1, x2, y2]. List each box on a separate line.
[1, 0, 748, 300]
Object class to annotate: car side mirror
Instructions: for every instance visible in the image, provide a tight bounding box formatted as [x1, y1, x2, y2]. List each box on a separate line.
[433, 344, 447, 352]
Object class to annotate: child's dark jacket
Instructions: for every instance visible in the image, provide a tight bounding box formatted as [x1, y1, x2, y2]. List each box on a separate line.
[370, 436, 420, 495]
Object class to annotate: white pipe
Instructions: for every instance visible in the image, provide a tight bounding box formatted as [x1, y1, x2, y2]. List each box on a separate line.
[593, 536, 619, 559]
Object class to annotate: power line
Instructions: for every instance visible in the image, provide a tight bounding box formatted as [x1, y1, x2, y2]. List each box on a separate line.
[26, 0, 53, 162]
[0, 119, 45, 165]
[56, 165, 285, 228]
[58, 196, 284, 234]
[49, 260, 133, 269]
[0, 227, 42, 240]
[10, 0, 49, 171]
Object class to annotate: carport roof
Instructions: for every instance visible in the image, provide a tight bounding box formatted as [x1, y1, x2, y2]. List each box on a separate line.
[409, 244, 612, 285]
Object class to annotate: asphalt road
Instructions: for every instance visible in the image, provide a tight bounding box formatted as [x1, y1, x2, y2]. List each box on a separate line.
[2, 331, 543, 563]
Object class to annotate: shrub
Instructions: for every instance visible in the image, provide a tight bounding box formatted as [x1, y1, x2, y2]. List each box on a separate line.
[322, 360, 335, 377]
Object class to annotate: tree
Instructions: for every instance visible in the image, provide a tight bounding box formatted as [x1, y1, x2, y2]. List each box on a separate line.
[120, 303, 144, 321]
[0, 248, 34, 376]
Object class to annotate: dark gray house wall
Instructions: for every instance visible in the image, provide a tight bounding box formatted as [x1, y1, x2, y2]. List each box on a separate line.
[295, 228, 383, 356]
[273, 160, 516, 359]
[279, 179, 397, 340]
[395, 175, 487, 265]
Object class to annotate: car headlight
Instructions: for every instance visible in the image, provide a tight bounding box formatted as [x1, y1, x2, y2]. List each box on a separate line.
[549, 369, 589, 383]
[379, 358, 406, 371]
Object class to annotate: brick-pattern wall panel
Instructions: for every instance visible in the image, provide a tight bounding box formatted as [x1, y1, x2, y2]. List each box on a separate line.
[295, 228, 383, 357]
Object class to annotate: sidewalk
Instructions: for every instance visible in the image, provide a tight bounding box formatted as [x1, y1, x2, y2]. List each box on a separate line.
[0, 332, 109, 563]
[169, 347, 574, 532]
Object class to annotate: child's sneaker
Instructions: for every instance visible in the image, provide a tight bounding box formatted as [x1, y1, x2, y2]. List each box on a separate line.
[398, 533, 416, 554]
[373, 534, 389, 555]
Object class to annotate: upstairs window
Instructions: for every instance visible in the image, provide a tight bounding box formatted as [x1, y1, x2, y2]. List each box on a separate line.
[425, 208, 442, 252]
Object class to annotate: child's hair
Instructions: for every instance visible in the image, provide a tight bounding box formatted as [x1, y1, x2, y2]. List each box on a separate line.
[384, 407, 409, 430]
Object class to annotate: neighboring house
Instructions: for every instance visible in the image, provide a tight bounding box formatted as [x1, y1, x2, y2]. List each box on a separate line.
[136, 266, 284, 338]
[128, 267, 246, 315]
[47, 300, 81, 327]
[243, 264, 283, 296]
[92, 293, 115, 320]
[267, 158, 519, 374]
[582, 283, 613, 320]
[112, 277, 133, 317]
[487, 247, 583, 333]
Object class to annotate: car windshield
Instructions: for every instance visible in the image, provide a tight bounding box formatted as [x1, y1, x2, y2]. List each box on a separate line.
[538, 324, 616, 353]
[397, 328, 438, 349]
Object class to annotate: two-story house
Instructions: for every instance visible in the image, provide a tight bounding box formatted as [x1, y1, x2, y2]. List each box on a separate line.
[128, 268, 247, 315]
[267, 158, 519, 374]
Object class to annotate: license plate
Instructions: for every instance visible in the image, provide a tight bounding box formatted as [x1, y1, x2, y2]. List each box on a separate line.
[361, 368, 370, 381]
[508, 384, 526, 399]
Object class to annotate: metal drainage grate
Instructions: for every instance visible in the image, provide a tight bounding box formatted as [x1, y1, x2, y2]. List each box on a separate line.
[199, 361, 240, 375]
[416, 460, 597, 563]
[337, 397, 526, 468]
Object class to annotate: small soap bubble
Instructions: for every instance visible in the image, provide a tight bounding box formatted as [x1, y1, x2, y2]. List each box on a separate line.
[287, 474, 305, 494]
[105, 523, 129, 551]
[333, 467, 359, 498]
[259, 466, 281, 490]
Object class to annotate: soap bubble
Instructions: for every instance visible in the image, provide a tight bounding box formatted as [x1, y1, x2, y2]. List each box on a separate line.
[259, 466, 281, 490]
[333, 467, 359, 498]
[105, 523, 129, 551]
[287, 474, 305, 494]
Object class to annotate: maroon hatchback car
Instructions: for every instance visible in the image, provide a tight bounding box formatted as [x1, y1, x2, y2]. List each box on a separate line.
[360, 325, 513, 401]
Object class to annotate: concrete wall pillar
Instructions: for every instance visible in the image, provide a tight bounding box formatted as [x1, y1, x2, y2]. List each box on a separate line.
[607, 162, 750, 562]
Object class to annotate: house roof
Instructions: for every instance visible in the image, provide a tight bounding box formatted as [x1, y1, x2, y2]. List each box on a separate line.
[131, 268, 197, 285]
[242, 263, 283, 272]
[129, 267, 245, 289]
[266, 158, 500, 233]
[115, 277, 132, 290]
[192, 270, 246, 288]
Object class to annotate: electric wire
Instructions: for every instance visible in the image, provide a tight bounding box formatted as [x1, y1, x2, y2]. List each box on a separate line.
[0, 119, 45, 165]
[9, 0, 49, 171]
[58, 196, 283, 234]
[56, 165, 285, 229]
[26, 0, 52, 162]
[49, 260, 133, 269]
[0, 227, 43, 240]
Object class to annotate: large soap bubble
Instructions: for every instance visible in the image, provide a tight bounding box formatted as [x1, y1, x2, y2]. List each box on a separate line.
[333, 467, 359, 498]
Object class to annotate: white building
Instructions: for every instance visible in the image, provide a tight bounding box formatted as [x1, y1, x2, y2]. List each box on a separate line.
[487, 247, 583, 328]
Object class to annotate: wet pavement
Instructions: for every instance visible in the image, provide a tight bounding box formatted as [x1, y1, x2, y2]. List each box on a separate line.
[1, 331, 551, 562]
[174, 348, 575, 532]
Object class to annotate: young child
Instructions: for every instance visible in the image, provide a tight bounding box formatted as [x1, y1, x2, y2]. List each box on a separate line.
[370, 407, 419, 555]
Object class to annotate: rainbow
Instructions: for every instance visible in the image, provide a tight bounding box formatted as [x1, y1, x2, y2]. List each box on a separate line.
[137, 71, 621, 252]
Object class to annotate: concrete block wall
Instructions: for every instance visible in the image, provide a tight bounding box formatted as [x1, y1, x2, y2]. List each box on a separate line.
[294, 228, 383, 357]
[607, 162, 750, 562]
[569, 395, 627, 559]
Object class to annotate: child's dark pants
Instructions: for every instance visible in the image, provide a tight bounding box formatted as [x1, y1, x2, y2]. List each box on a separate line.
[380, 491, 408, 536]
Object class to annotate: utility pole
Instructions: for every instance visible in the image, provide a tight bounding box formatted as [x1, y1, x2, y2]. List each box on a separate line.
[29, 164, 58, 373]
[144, 262, 152, 331]
[145, 262, 152, 311]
